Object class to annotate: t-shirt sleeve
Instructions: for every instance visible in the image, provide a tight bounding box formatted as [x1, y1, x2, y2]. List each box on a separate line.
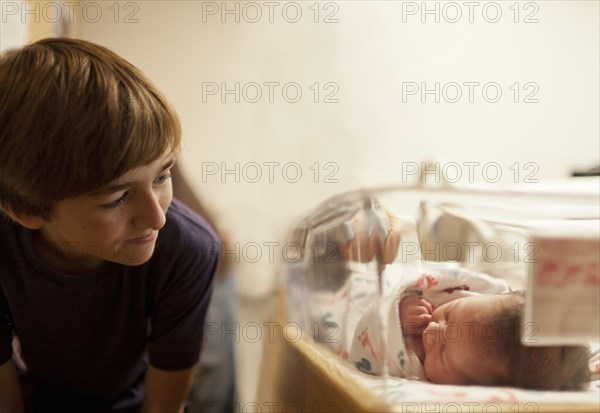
[147, 230, 219, 371]
[0, 291, 13, 366]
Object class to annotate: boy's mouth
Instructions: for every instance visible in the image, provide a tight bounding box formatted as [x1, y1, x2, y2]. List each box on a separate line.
[126, 231, 158, 244]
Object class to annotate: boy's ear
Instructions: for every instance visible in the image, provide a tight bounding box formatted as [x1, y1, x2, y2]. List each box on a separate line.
[3, 208, 47, 230]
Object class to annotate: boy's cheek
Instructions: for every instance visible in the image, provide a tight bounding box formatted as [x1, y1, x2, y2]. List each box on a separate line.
[160, 194, 174, 214]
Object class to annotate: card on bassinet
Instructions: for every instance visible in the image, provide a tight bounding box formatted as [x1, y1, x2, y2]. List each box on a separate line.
[524, 234, 600, 345]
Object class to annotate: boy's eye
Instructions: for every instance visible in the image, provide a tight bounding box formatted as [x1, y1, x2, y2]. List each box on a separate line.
[154, 172, 172, 185]
[102, 192, 129, 209]
[100, 171, 171, 209]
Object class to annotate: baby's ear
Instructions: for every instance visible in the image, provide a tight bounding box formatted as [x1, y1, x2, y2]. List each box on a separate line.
[3, 208, 47, 230]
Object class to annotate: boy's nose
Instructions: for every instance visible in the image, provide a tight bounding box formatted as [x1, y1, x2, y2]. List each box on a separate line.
[133, 194, 166, 231]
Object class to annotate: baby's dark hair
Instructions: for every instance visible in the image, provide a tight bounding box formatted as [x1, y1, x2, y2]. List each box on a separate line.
[487, 291, 591, 390]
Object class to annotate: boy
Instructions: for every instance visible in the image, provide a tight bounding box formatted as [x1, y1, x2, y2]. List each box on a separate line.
[0, 38, 219, 412]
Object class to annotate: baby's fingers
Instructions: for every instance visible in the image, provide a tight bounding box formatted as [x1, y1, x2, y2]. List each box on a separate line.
[409, 305, 431, 317]
[414, 313, 432, 325]
[402, 313, 431, 335]
[417, 298, 434, 314]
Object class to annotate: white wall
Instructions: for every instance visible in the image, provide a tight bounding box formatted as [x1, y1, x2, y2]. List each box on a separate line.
[0, 1, 27, 51]
[6, 0, 599, 297]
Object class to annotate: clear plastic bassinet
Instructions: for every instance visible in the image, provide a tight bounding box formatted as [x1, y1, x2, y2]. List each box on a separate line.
[279, 181, 600, 410]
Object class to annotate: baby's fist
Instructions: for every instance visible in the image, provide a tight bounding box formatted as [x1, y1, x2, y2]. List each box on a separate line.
[400, 295, 434, 335]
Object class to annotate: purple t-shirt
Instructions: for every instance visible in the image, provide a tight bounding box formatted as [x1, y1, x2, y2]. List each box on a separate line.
[0, 198, 219, 412]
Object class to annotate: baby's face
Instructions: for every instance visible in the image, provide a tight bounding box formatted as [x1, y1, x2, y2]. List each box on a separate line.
[421, 295, 511, 385]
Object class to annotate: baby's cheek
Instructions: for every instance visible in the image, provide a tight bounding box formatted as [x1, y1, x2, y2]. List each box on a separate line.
[422, 357, 436, 381]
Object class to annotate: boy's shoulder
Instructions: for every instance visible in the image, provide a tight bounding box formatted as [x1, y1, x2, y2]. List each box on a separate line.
[154, 198, 220, 259]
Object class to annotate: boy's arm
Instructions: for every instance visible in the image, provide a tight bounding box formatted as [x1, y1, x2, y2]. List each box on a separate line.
[0, 359, 24, 413]
[140, 364, 196, 413]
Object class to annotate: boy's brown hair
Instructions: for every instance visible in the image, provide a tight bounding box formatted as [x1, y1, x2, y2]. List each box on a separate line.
[487, 292, 591, 390]
[0, 38, 181, 219]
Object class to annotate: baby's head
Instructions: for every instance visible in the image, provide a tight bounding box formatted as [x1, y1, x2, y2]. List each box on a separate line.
[422, 292, 591, 390]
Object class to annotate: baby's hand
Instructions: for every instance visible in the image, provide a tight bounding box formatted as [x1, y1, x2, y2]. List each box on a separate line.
[400, 295, 434, 335]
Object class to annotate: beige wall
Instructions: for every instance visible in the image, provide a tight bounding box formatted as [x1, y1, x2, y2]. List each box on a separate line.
[0, 1, 27, 51]
[1, 1, 75, 51]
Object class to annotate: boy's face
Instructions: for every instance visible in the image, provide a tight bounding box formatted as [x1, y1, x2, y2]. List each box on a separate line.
[421, 295, 511, 385]
[33, 154, 176, 273]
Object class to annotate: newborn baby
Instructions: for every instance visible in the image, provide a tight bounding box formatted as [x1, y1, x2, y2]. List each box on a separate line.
[340, 263, 591, 390]
[401, 292, 591, 389]
[401, 293, 518, 386]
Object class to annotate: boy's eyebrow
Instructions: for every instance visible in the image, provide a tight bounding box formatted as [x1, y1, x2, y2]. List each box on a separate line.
[161, 158, 177, 173]
[88, 182, 136, 196]
[88, 158, 176, 196]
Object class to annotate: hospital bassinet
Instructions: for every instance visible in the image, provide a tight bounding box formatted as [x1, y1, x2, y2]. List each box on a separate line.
[258, 180, 600, 413]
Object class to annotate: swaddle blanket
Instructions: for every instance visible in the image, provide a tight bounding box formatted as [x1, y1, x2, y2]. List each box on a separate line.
[309, 261, 510, 380]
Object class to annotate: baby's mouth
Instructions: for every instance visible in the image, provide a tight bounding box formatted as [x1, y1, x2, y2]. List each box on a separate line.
[421, 333, 429, 355]
[421, 324, 436, 354]
[413, 337, 426, 364]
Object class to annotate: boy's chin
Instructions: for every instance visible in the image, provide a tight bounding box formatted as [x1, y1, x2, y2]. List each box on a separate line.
[112, 244, 157, 266]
